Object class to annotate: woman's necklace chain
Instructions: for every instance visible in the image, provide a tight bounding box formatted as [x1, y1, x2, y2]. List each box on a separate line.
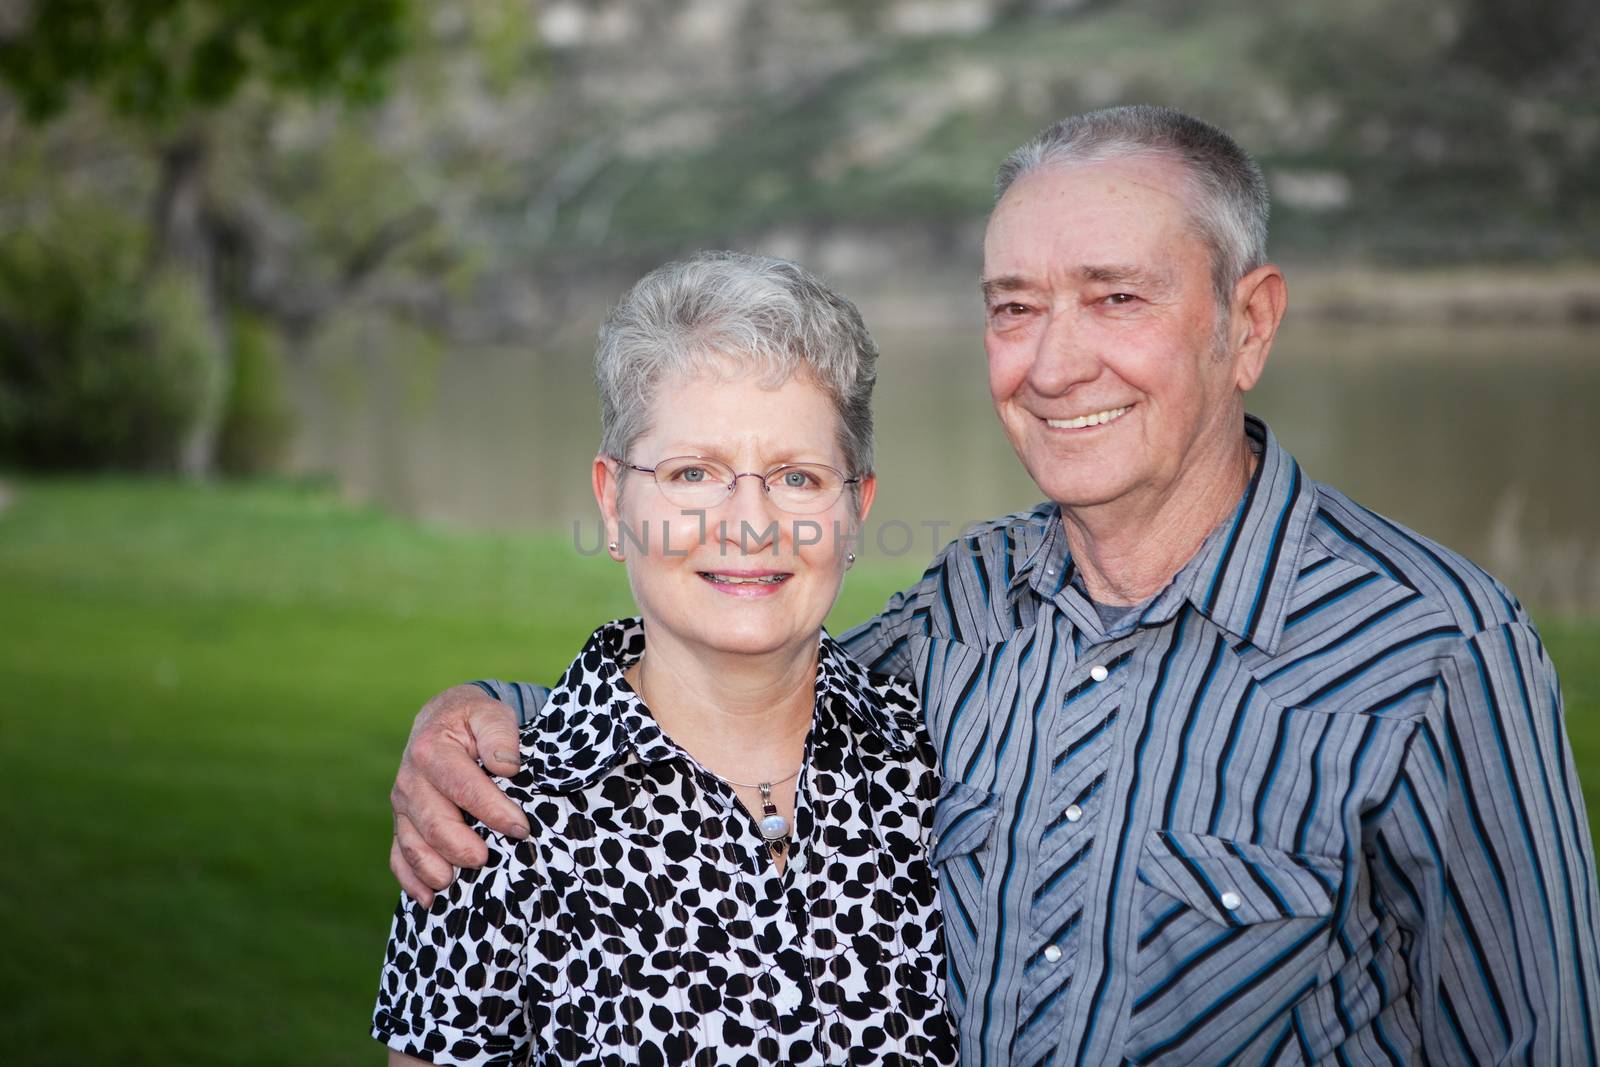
[715, 765, 802, 790]
[714, 766, 801, 848]
[629, 661, 802, 849]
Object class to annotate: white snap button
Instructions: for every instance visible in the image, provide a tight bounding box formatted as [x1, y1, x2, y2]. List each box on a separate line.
[1220, 891, 1242, 911]
[1065, 804, 1083, 823]
[1089, 664, 1109, 682]
[1043, 944, 1063, 963]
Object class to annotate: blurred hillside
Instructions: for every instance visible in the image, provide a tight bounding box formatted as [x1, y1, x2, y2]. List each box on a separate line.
[3, 0, 1597, 480]
[5, 0, 1597, 347]
[517, 0, 1600, 275]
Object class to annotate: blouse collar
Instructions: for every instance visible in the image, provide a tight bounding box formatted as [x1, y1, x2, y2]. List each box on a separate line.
[516, 617, 921, 792]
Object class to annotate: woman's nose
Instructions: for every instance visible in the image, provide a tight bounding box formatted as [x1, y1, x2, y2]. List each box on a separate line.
[719, 473, 781, 553]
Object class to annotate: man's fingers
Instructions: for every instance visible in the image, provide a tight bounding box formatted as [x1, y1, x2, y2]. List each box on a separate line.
[393, 809, 459, 890]
[430, 752, 530, 841]
[390, 833, 437, 907]
[410, 709, 529, 840]
[387, 684, 525, 898]
[470, 699, 523, 778]
[391, 773, 492, 869]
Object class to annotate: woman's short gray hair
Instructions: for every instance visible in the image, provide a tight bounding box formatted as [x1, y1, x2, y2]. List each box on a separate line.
[995, 105, 1269, 311]
[596, 250, 877, 479]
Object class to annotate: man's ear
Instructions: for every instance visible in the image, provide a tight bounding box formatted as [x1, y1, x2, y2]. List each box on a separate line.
[592, 455, 625, 560]
[1229, 264, 1288, 393]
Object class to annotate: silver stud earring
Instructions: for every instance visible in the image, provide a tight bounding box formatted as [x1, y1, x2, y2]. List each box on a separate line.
[608, 540, 620, 554]
[845, 552, 857, 568]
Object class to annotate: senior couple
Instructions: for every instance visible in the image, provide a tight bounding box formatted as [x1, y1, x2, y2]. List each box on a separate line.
[373, 107, 1600, 1065]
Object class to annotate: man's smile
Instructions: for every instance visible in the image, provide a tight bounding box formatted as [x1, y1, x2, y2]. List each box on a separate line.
[1043, 404, 1132, 430]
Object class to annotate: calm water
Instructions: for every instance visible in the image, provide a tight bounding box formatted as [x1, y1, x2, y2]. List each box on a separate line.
[292, 319, 1600, 614]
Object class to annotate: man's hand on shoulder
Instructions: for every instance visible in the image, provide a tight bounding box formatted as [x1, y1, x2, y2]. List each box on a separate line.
[389, 683, 527, 907]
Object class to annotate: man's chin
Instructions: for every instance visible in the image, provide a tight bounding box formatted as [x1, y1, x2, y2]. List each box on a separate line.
[1022, 460, 1133, 511]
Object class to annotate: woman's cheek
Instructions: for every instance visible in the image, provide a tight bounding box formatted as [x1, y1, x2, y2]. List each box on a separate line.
[659, 508, 713, 557]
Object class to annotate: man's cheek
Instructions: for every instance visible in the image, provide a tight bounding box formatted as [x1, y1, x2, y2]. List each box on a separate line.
[984, 339, 1030, 402]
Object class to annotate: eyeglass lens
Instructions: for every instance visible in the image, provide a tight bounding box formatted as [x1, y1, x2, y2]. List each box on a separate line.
[648, 457, 846, 514]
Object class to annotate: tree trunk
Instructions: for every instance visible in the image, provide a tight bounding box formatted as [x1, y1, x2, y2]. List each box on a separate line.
[149, 128, 231, 479]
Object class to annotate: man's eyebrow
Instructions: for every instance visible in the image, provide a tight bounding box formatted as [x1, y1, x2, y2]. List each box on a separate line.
[1079, 264, 1171, 288]
[980, 275, 1032, 301]
[980, 266, 1173, 301]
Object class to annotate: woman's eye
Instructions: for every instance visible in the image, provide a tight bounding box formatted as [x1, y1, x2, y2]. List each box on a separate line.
[783, 471, 811, 488]
[678, 467, 707, 483]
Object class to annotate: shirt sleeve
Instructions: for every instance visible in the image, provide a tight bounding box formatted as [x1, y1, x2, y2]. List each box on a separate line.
[470, 680, 550, 729]
[372, 819, 541, 1065]
[1371, 621, 1600, 1062]
[839, 552, 957, 684]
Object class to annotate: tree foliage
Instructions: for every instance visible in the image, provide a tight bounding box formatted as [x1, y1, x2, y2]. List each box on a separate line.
[0, 0, 424, 475]
[0, 229, 217, 470]
[0, 0, 411, 122]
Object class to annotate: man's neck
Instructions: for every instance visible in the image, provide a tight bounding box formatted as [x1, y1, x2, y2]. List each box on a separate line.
[1060, 433, 1258, 607]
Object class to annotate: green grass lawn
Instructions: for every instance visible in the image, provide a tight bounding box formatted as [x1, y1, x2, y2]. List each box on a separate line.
[1, 478, 1596, 1065]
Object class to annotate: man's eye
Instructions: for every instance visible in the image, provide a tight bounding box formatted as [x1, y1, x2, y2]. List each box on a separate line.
[992, 302, 1029, 317]
[1103, 293, 1137, 305]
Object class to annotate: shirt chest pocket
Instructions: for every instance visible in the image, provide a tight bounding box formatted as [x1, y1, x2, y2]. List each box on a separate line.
[929, 779, 1000, 1014]
[1127, 830, 1340, 1065]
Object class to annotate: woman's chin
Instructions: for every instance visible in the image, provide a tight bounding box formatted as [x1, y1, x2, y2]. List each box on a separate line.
[661, 608, 818, 660]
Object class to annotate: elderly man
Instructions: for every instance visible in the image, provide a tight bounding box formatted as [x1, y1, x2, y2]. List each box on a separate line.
[387, 107, 1600, 1063]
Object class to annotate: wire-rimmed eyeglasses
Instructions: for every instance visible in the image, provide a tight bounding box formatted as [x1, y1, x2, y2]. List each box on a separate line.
[620, 455, 861, 515]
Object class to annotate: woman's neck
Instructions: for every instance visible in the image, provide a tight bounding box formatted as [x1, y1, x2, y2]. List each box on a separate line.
[623, 626, 817, 782]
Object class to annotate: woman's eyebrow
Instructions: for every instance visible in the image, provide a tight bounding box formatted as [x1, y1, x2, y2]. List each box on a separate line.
[650, 445, 832, 466]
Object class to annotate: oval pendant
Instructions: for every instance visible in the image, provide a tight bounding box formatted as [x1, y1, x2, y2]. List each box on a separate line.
[759, 813, 790, 841]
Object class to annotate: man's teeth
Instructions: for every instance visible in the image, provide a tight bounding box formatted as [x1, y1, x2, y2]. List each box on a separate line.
[704, 574, 788, 585]
[1047, 405, 1130, 430]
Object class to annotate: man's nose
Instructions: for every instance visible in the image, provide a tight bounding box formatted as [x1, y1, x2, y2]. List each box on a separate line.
[1026, 310, 1100, 395]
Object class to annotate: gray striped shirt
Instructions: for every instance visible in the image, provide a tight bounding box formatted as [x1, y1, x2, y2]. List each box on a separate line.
[842, 414, 1600, 1065]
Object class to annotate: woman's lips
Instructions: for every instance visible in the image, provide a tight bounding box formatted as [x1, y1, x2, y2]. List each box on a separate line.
[698, 570, 793, 596]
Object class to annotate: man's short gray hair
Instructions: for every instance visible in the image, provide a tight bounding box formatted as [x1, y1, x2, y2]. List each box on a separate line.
[995, 105, 1270, 310]
[595, 250, 877, 482]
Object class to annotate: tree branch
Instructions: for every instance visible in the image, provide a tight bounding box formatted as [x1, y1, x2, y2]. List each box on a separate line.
[209, 197, 440, 344]
[339, 204, 436, 292]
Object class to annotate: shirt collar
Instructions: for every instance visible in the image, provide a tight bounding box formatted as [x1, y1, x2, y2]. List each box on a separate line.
[1007, 415, 1315, 654]
[1005, 502, 1072, 598]
[517, 617, 919, 793]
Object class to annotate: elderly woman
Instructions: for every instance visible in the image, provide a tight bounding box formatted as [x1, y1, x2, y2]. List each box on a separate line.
[372, 252, 955, 1065]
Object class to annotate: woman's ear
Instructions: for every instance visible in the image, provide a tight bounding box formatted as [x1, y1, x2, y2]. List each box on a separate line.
[593, 455, 625, 561]
[853, 473, 878, 528]
[840, 473, 877, 567]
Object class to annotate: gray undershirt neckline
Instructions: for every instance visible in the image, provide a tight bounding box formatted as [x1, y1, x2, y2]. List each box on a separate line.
[1089, 596, 1149, 633]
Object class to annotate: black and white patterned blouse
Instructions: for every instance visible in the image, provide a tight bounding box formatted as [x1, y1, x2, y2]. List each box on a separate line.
[373, 619, 957, 1066]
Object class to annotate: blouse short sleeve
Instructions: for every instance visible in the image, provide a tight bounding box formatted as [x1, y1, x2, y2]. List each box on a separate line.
[372, 823, 541, 1065]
